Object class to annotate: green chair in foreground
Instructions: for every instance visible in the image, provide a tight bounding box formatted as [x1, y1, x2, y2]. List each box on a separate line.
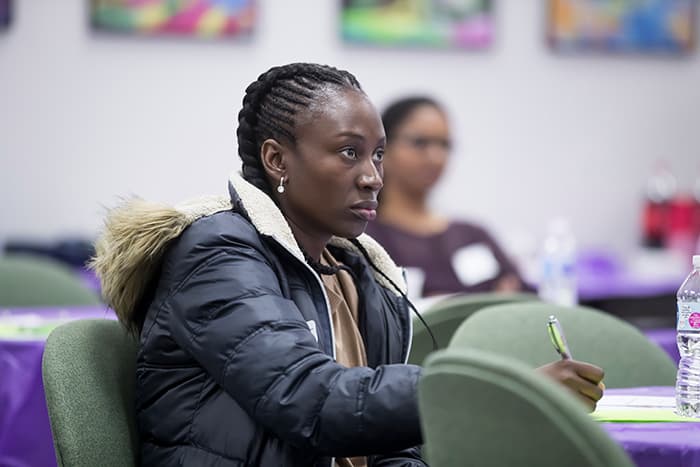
[0, 254, 101, 307]
[409, 292, 536, 365]
[42, 319, 139, 467]
[419, 348, 634, 467]
[449, 302, 677, 388]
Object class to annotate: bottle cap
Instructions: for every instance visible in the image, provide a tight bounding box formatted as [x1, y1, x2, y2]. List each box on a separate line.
[694, 255, 700, 268]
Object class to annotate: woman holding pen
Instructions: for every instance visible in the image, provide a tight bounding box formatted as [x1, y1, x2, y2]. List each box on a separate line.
[92, 63, 604, 466]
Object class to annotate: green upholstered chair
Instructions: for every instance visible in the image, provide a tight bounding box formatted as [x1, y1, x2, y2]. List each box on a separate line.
[0, 254, 101, 307]
[409, 292, 537, 365]
[418, 348, 634, 467]
[42, 319, 139, 467]
[449, 302, 677, 388]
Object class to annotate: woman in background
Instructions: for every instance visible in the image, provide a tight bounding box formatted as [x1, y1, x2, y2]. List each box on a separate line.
[366, 96, 526, 297]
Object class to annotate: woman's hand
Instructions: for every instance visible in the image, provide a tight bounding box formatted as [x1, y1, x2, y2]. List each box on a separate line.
[536, 359, 605, 412]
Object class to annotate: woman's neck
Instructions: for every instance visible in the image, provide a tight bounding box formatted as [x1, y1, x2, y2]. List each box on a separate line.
[378, 188, 449, 235]
[280, 211, 328, 261]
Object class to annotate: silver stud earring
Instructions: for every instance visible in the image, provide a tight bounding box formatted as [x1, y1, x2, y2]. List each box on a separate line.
[277, 176, 285, 194]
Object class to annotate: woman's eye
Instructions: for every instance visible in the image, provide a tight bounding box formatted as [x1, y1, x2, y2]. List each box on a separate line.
[340, 148, 358, 160]
[373, 149, 385, 162]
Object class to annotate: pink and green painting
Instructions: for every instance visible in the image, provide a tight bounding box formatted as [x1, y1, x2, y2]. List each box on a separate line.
[341, 0, 493, 49]
[91, 0, 255, 38]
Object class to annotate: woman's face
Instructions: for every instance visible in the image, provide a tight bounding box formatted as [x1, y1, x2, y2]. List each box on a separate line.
[279, 88, 386, 241]
[384, 104, 451, 197]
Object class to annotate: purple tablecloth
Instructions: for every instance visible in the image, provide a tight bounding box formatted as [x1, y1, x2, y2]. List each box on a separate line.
[576, 249, 685, 301]
[0, 306, 114, 467]
[645, 328, 681, 365]
[604, 386, 700, 467]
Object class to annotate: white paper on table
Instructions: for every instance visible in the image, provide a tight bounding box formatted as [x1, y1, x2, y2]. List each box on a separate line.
[596, 395, 676, 409]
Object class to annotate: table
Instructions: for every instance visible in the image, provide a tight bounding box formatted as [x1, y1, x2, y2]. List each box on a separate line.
[576, 248, 686, 301]
[517, 248, 685, 328]
[0, 306, 114, 467]
[604, 386, 700, 467]
[575, 249, 686, 329]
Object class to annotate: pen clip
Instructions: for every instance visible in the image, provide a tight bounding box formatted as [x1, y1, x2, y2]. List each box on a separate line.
[547, 315, 572, 360]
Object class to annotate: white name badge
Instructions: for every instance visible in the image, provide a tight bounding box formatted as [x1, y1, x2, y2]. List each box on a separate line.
[403, 267, 426, 301]
[451, 243, 500, 286]
[306, 320, 318, 342]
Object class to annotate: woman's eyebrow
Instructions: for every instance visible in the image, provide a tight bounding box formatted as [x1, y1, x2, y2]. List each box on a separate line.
[333, 132, 385, 146]
[334, 131, 365, 139]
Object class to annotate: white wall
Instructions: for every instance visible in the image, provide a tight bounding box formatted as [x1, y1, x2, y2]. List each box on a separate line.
[1, 0, 698, 257]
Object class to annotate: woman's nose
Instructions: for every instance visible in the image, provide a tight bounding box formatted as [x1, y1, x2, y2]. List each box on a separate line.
[358, 161, 383, 191]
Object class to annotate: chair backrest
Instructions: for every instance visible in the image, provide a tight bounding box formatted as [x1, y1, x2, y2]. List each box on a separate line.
[0, 254, 101, 307]
[409, 292, 537, 365]
[449, 302, 677, 388]
[42, 319, 139, 467]
[419, 348, 634, 467]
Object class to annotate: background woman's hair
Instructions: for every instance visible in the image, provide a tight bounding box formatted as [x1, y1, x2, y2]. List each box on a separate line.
[376, 96, 444, 211]
[381, 96, 443, 143]
[236, 62, 362, 198]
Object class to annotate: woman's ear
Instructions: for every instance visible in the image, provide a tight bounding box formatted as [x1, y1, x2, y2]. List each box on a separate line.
[260, 138, 286, 179]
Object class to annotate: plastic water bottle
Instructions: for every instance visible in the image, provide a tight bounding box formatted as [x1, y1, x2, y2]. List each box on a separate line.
[538, 218, 578, 307]
[676, 255, 700, 417]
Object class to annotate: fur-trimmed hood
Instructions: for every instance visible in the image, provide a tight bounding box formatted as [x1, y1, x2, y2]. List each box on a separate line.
[91, 172, 407, 326]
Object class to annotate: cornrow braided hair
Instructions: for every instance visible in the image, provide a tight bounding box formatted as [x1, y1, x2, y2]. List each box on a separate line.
[377, 96, 444, 211]
[237, 62, 362, 199]
[236, 63, 363, 275]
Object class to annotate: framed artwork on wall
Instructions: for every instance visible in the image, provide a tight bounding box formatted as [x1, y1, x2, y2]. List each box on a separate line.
[90, 0, 255, 39]
[341, 0, 493, 49]
[0, 0, 11, 31]
[548, 0, 694, 54]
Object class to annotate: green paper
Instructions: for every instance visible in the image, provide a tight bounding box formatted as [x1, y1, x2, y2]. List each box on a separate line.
[593, 407, 699, 423]
[0, 321, 62, 339]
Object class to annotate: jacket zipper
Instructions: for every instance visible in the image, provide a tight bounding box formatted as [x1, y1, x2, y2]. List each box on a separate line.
[269, 236, 336, 467]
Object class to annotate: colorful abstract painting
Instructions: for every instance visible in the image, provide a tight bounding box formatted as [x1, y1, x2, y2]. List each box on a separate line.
[548, 0, 694, 54]
[91, 0, 255, 38]
[341, 0, 493, 49]
[0, 0, 11, 31]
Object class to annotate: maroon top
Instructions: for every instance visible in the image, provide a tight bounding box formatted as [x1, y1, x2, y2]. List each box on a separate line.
[365, 220, 523, 296]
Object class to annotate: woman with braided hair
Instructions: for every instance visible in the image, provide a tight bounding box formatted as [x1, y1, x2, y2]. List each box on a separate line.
[92, 63, 605, 466]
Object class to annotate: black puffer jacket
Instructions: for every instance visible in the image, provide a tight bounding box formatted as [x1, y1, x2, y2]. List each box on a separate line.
[94, 174, 425, 466]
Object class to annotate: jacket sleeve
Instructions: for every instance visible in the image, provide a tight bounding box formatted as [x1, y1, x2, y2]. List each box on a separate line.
[369, 446, 427, 466]
[164, 234, 423, 457]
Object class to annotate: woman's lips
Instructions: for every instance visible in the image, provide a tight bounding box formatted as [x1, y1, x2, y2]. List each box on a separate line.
[351, 207, 377, 221]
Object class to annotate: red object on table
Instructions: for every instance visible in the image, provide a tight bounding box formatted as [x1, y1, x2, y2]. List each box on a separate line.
[666, 196, 697, 259]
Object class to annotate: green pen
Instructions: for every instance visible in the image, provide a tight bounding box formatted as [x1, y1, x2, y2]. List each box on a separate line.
[547, 315, 572, 360]
[547, 315, 606, 391]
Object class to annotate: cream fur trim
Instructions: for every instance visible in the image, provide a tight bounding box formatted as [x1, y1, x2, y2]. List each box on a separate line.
[228, 172, 304, 261]
[175, 194, 233, 223]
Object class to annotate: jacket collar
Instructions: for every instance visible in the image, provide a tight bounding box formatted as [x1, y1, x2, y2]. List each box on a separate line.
[93, 172, 407, 328]
[227, 172, 407, 296]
